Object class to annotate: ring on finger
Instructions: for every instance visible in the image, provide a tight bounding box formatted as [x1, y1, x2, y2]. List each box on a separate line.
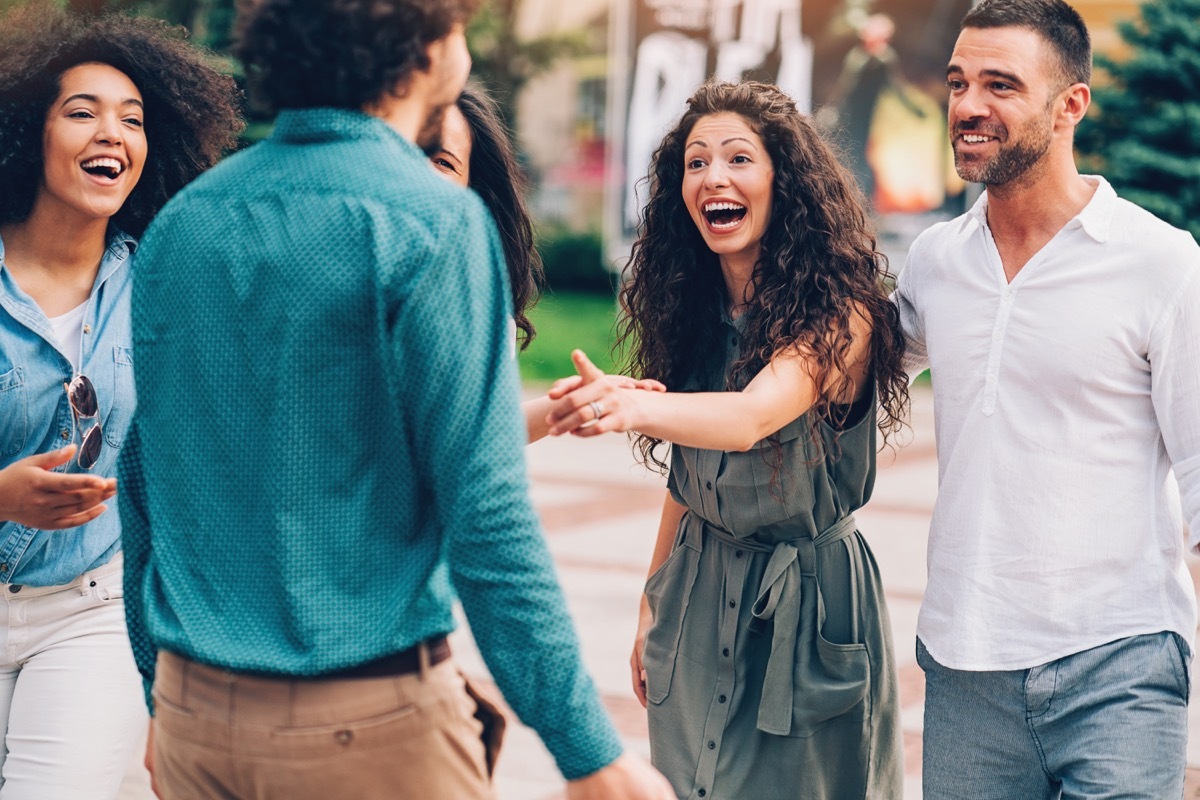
[589, 400, 606, 420]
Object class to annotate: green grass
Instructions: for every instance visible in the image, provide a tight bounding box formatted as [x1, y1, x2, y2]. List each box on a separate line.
[518, 290, 624, 384]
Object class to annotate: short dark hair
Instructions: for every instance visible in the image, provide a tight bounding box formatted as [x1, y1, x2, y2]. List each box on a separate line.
[455, 84, 543, 350]
[234, 0, 479, 112]
[962, 0, 1091, 87]
[0, 4, 243, 238]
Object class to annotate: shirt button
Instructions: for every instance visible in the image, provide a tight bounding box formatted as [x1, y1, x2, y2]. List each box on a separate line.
[707, 740, 716, 749]
[61, 430, 71, 440]
[706, 481, 713, 490]
[8, 585, 21, 594]
[735, 550, 743, 558]
[728, 599, 736, 608]
[699, 790, 707, 798]
[718, 694, 727, 703]
[722, 648, 730, 657]
[83, 324, 91, 334]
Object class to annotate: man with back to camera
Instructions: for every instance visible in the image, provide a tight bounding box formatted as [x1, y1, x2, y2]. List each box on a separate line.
[894, 0, 1200, 797]
[117, 0, 674, 797]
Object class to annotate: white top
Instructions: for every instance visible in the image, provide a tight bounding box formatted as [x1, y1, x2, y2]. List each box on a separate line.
[48, 300, 88, 374]
[895, 176, 1200, 670]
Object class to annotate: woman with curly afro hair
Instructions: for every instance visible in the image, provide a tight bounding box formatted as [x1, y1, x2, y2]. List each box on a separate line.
[547, 80, 908, 798]
[0, 5, 240, 797]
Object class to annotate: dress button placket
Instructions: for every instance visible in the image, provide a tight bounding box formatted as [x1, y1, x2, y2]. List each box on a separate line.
[692, 545, 748, 798]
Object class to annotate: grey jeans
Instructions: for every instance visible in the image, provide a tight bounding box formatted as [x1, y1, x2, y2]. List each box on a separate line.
[918, 633, 1190, 800]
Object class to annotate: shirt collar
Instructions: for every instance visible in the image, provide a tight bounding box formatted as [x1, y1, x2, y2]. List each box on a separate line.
[270, 108, 424, 159]
[1072, 176, 1116, 243]
[107, 225, 137, 256]
[967, 175, 1116, 244]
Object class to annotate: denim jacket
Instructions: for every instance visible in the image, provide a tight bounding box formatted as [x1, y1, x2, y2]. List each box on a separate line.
[0, 228, 136, 586]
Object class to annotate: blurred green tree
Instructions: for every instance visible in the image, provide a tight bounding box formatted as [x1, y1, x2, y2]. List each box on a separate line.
[140, 0, 235, 52]
[467, 0, 588, 134]
[1076, 0, 1200, 239]
[25, 0, 238, 53]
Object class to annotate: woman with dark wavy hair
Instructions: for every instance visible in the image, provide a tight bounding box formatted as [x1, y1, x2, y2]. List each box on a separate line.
[548, 80, 908, 798]
[0, 6, 240, 797]
[430, 83, 542, 353]
[431, 83, 664, 441]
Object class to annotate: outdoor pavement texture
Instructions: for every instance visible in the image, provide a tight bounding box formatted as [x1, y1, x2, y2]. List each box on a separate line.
[119, 383, 1200, 798]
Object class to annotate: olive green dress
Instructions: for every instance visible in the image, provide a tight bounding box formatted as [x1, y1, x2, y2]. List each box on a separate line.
[643, 313, 902, 800]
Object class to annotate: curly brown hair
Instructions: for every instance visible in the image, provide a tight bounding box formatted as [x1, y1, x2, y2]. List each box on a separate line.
[234, 0, 479, 113]
[617, 80, 909, 471]
[0, 3, 243, 239]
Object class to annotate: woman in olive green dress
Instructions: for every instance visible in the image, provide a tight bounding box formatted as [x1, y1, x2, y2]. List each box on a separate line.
[547, 80, 910, 799]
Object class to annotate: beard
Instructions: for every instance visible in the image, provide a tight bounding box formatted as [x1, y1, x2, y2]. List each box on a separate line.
[416, 103, 449, 156]
[953, 112, 1053, 186]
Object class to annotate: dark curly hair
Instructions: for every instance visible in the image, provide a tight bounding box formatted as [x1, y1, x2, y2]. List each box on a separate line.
[234, 0, 479, 113]
[0, 4, 243, 239]
[455, 83, 543, 350]
[617, 80, 909, 471]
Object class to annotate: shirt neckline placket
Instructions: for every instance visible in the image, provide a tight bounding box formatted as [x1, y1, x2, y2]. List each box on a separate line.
[978, 225, 1028, 417]
[976, 216, 1080, 416]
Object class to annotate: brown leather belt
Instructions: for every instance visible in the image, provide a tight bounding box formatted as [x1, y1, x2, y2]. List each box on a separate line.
[316, 635, 451, 680]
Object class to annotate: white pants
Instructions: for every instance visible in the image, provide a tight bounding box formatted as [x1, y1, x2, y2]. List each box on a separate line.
[0, 553, 146, 799]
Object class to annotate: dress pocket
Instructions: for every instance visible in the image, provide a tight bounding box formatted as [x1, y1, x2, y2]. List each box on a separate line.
[0, 367, 27, 457]
[787, 634, 871, 737]
[787, 571, 872, 738]
[642, 530, 701, 705]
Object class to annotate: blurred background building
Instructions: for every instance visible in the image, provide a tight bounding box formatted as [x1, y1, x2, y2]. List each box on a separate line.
[4, 0, 1191, 377]
[503, 0, 1154, 264]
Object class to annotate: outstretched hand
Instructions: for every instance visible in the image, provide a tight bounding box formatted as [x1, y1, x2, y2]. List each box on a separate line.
[546, 350, 664, 437]
[0, 447, 117, 530]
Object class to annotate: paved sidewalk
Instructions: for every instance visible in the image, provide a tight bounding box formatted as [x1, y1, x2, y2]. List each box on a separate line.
[119, 383, 1200, 798]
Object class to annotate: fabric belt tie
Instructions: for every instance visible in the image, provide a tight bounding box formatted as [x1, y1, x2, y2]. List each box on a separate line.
[706, 515, 858, 736]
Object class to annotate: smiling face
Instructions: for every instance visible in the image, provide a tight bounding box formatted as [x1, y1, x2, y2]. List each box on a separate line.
[946, 26, 1065, 187]
[39, 62, 146, 225]
[430, 104, 472, 187]
[681, 112, 774, 272]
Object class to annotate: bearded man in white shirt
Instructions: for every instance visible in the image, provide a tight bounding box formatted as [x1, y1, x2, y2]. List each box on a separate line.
[894, 0, 1200, 796]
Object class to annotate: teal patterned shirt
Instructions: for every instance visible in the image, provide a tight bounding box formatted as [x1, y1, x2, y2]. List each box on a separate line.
[118, 108, 622, 779]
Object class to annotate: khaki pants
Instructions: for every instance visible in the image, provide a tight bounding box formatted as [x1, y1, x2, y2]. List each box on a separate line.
[152, 648, 504, 799]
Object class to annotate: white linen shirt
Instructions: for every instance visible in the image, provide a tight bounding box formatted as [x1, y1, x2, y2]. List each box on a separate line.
[895, 176, 1200, 670]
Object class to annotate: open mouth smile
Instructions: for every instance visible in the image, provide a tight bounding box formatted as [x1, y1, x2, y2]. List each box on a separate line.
[702, 200, 747, 230]
[80, 157, 126, 181]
